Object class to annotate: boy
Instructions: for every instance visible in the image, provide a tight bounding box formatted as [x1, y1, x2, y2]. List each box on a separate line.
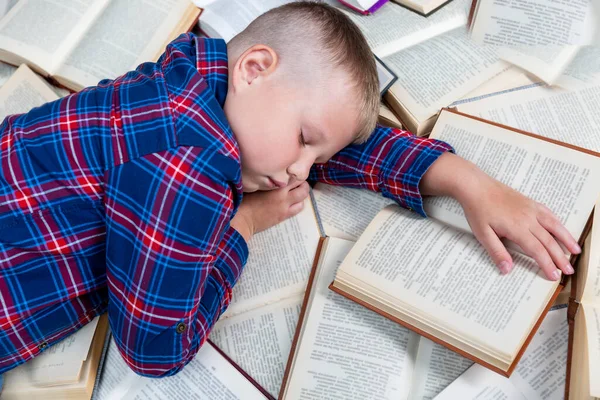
[0, 1, 579, 383]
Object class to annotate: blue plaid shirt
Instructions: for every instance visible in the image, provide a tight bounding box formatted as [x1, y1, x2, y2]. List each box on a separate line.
[0, 34, 452, 377]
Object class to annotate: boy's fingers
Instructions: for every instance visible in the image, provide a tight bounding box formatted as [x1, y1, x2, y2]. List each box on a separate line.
[537, 210, 581, 254]
[531, 225, 574, 275]
[476, 227, 513, 274]
[289, 182, 310, 203]
[517, 233, 561, 281]
[287, 201, 305, 217]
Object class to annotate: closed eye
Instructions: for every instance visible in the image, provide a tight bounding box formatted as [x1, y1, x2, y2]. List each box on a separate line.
[299, 131, 307, 147]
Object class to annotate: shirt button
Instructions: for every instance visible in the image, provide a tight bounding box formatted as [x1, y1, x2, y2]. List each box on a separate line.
[38, 341, 48, 350]
[176, 322, 187, 334]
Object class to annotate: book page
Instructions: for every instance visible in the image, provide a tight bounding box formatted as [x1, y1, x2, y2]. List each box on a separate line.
[424, 110, 600, 239]
[457, 66, 539, 102]
[283, 238, 418, 400]
[3, 316, 100, 387]
[199, 0, 296, 42]
[434, 308, 567, 400]
[509, 307, 568, 400]
[0, 0, 107, 74]
[343, 0, 469, 57]
[222, 198, 321, 317]
[556, 45, 600, 90]
[470, 0, 595, 46]
[209, 295, 303, 398]
[408, 338, 473, 400]
[379, 102, 404, 129]
[433, 365, 526, 400]
[0, 64, 59, 120]
[581, 200, 600, 305]
[456, 84, 600, 152]
[0, 61, 15, 87]
[0, 0, 18, 18]
[124, 342, 269, 400]
[339, 205, 559, 361]
[383, 27, 508, 122]
[93, 338, 144, 400]
[583, 304, 600, 397]
[56, 0, 191, 89]
[312, 183, 394, 241]
[497, 45, 579, 85]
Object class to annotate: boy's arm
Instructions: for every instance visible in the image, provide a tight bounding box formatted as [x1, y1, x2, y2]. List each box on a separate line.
[310, 125, 581, 280]
[419, 151, 580, 280]
[105, 147, 245, 378]
[309, 125, 453, 217]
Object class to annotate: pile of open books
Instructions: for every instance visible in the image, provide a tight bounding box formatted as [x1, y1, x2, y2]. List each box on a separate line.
[195, 1, 600, 399]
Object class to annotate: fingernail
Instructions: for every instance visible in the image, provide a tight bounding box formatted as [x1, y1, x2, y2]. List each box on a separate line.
[564, 264, 574, 274]
[574, 244, 582, 253]
[499, 261, 511, 274]
[552, 270, 562, 281]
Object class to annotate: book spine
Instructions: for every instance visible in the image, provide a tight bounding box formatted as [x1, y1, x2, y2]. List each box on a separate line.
[368, 0, 389, 13]
[336, 0, 372, 15]
[90, 330, 113, 400]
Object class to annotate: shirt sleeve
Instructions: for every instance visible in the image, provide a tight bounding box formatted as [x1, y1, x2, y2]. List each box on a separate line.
[104, 146, 247, 378]
[309, 124, 454, 217]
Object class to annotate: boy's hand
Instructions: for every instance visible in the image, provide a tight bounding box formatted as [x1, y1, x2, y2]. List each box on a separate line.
[230, 181, 310, 242]
[421, 153, 581, 281]
[459, 177, 579, 281]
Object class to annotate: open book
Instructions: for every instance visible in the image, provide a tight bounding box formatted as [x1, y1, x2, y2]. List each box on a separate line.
[378, 102, 404, 129]
[455, 82, 600, 152]
[221, 198, 321, 318]
[468, 0, 599, 86]
[330, 109, 600, 376]
[0, 63, 62, 120]
[389, 0, 456, 16]
[343, 0, 509, 135]
[207, 198, 320, 397]
[469, 0, 598, 47]
[338, 0, 454, 16]
[313, 183, 395, 242]
[435, 306, 569, 400]
[566, 203, 600, 400]
[93, 335, 273, 400]
[493, 45, 600, 89]
[210, 295, 303, 398]
[0, 0, 200, 92]
[280, 237, 473, 399]
[2, 314, 110, 400]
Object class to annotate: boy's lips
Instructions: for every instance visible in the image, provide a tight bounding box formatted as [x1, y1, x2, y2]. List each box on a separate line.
[268, 177, 286, 188]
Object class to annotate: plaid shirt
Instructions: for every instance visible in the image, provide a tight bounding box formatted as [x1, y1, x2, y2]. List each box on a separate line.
[0, 34, 452, 377]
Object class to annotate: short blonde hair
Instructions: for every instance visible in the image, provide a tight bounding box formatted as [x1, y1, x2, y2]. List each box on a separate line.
[228, 1, 379, 144]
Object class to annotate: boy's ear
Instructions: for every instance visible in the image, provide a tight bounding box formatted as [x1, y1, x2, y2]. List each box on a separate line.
[231, 44, 278, 92]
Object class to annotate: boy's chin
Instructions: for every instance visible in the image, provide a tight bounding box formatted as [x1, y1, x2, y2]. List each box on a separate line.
[241, 180, 260, 193]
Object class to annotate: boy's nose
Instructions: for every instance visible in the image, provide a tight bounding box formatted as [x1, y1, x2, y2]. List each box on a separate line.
[287, 163, 310, 183]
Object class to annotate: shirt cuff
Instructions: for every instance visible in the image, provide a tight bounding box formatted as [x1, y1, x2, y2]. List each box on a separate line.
[213, 225, 249, 316]
[380, 138, 454, 218]
[214, 225, 249, 286]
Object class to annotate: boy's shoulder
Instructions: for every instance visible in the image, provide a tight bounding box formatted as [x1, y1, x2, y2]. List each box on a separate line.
[160, 33, 229, 106]
[157, 34, 241, 178]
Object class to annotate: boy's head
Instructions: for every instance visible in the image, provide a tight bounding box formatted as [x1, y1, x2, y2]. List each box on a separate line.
[223, 1, 379, 192]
